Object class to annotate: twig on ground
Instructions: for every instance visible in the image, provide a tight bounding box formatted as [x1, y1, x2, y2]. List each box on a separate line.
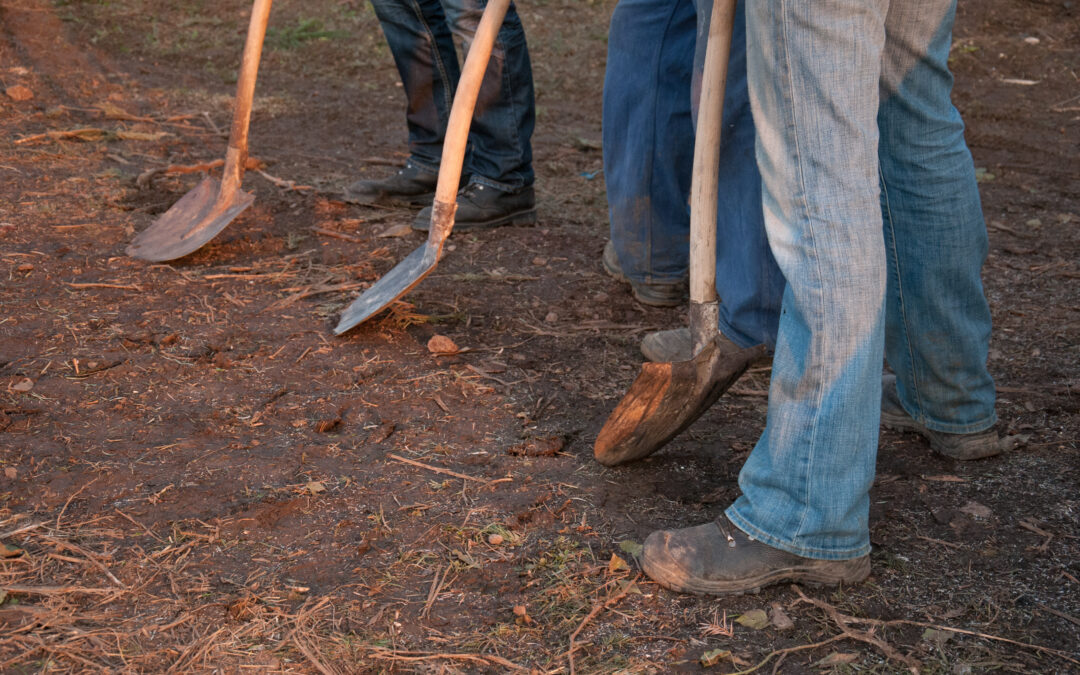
[793, 586, 1080, 667]
[388, 454, 486, 483]
[256, 169, 315, 192]
[567, 575, 640, 675]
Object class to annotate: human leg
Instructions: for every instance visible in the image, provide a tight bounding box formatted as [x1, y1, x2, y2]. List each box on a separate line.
[602, 0, 696, 293]
[877, 0, 998, 435]
[368, 0, 460, 171]
[441, 0, 535, 190]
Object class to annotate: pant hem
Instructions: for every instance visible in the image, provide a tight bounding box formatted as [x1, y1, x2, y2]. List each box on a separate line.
[470, 174, 530, 192]
[725, 506, 872, 561]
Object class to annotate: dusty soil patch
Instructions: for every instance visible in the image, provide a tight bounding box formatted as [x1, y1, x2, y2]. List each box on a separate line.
[1, 0, 1077, 671]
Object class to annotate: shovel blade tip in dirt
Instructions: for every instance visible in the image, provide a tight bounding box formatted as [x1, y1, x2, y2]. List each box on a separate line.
[333, 244, 439, 334]
[126, 177, 254, 262]
[594, 338, 764, 467]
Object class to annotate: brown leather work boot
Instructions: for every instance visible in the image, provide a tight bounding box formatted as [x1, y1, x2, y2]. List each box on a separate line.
[880, 374, 1025, 460]
[642, 516, 870, 596]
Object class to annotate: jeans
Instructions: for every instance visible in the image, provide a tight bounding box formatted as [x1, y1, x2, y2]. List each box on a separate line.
[726, 0, 997, 559]
[369, 0, 535, 190]
[602, 0, 785, 348]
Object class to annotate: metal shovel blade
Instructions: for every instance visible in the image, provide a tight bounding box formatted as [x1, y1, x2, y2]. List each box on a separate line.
[593, 337, 766, 466]
[126, 176, 255, 262]
[333, 236, 440, 334]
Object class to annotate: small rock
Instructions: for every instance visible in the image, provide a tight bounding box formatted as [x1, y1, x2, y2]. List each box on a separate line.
[487, 534, 504, 546]
[427, 334, 460, 355]
[532, 256, 547, 266]
[544, 311, 558, 323]
[1023, 36, 1040, 44]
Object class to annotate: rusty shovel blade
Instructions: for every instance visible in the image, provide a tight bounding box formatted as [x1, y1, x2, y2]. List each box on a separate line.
[593, 337, 766, 467]
[125, 177, 254, 262]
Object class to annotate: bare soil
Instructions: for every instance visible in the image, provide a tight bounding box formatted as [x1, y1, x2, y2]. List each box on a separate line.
[1, 0, 1077, 672]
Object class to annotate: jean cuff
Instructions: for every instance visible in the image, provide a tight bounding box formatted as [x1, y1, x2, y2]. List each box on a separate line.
[725, 504, 872, 561]
[469, 174, 528, 193]
[903, 401, 998, 435]
[717, 314, 770, 351]
[407, 156, 440, 175]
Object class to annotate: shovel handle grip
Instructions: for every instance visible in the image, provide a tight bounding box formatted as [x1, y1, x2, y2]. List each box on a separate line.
[222, 0, 274, 194]
[432, 0, 512, 209]
[689, 0, 736, 304]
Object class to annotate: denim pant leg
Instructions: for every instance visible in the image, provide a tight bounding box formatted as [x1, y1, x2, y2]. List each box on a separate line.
[603, 0, 696, 286]
[442, 0, 535, 190]
[370, 0, 460, 171]
[727, 0, 890, 559]
[878, 1, 997, 433]
[693, 0, 783, 349]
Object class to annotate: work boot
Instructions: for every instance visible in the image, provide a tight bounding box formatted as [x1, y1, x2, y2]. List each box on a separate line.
[642, 516, 870, 596]
[412, 183, 537, 232]
[602, 240, 687, 307]
[343, 162, 440, 207]
[640, 327, 693, 362]
[881, 374, 1023, 460]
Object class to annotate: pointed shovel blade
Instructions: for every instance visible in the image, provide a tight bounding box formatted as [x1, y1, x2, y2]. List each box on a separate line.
[593, 337, 766, 466]
[126, 176, 254, 262]
[333, 240, 439, 334]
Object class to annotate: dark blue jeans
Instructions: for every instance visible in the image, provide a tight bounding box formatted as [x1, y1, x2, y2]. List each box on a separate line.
[602, 0, 784, 348]
[369, 0, 535, 190]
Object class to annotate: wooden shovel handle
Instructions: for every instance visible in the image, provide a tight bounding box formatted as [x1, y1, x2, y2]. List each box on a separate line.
[221, 0, 274, 195]
[430, 0, 512, 228]
[689, 0, 736, 304]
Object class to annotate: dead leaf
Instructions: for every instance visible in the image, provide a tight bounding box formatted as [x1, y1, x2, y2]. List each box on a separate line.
[814, 652, 858, 667]
[0, 542, 25, 558]
[922, 627, 955, 644]
[608, 553, 630, 574]
[506, 436, 564, 457]
[376, 221, 413, 238]
[3, 467, 16, 480]
[366, 422, 395, 444]
[619, 540, 643, 558]
[9, 378, 33, 393]
[735, 609, 770, 630]
[305, 481, 326, 495]
[700, 649, 732, 667]
[513, 604, 533, 624]
[769, 602, 794, 630]
[116, 130, 172, 142]
[959, 500, 992, 519]
[315, 417, 342, 433]
[427, 335, 460, 355]
[922, 475, 967, 483]
[5, 85, 33, 101]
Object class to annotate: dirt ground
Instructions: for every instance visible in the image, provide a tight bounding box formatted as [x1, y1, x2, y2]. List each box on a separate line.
[1, 0, 1077, 672]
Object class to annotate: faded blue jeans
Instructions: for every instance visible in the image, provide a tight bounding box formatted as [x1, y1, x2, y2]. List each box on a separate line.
[369, 0, 535, 190]
[726, 0, 997, 559]
[602, 0, 784, 348]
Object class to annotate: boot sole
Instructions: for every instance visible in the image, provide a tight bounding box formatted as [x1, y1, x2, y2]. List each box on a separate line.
[412, 207, 537, 232]
[643, 554, 870, 596]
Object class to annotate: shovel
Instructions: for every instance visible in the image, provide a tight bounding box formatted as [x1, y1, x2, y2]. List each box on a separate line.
[594, 0, 764, 466]
[333, 0, 511, 335]
[126, 0, 273, 262]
